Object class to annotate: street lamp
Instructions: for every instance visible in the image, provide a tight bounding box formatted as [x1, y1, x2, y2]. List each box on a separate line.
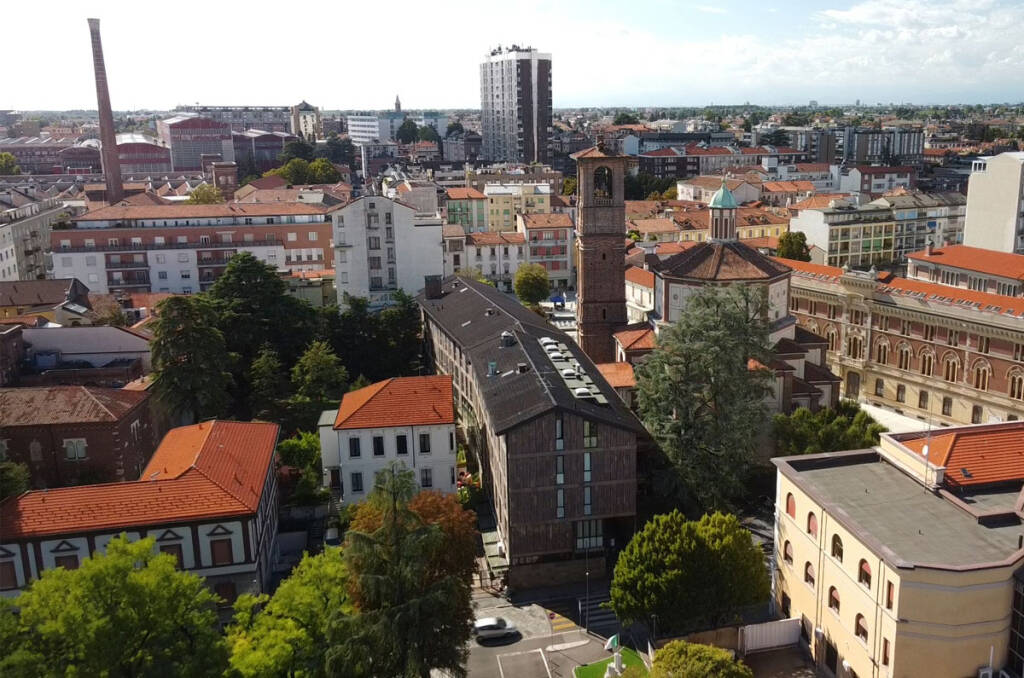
[651, 613, 657, 645]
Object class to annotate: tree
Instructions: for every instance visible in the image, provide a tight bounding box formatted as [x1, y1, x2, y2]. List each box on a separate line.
[625, 173, 675, 200]
[226, 549, 349, 678]
[760, 129, 789, 146]
[610, 511, 769, 634]
[562, 177, 577, 195]
[265, 157, 311, 185]
[445, 121, 464, 138]
[635, 284, 773, 510]
[94, 302, 129, 327]
[774, 401, 886, 456]
[418, 125, 441, 143]
[277, 431, 328, 505]
[0, 152, 21, 175]
[376, 290, 423, 377]
[186, 183, 224, 204]
[151, 295, 232, 422]
[280, 139, 315, 163]
[248, 344, 290, 420]
[0, 536, 226, 677]
[306, 157, 341, 184]
[325, 463, 473, 677]
[614, 112, 641, 125]
[0, 461, 30, 500]
[514, 263, 551, 306]
[776, 231, 811, 261]
[291, 340, 348, 402]
[651, 640, 754, 678]
[395, 119, 418, 144]
[315, 133, 355, 165]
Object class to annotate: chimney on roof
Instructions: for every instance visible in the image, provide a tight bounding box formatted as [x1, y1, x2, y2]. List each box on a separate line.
[424, 275, 442, 299]
[926, 240, 934, 256]
[87, 18, 124, 204]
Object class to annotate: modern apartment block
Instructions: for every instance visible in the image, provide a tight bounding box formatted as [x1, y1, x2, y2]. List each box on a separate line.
[963, 151, 1024, 254]
[444, 187, 488, 231]
[346, 111, 407, 145]
[418, 276, 642, 588]
[50, 203, 333, 294]
[157, 116, 234, 171]
[318, 376, 457, 504]
[331, 196, 442, 308]
[518, 212, 574, 289]
[175, 104, 292, 133]
[907, 244, 1024, 297]
[773, 423, 1024, 678]
[784, 257, 1024, 427]
[838, 165, 917, 195]
[0, 196, 67, 281]
[841, 126, 924, 167]
[483, 183, 551, 230]
[480, 45, 552, 164]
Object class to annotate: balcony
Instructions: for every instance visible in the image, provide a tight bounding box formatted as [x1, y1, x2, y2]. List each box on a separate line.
[198, 256, 235, 267]
[106, 259, 148, 269]
[56, 240, 280, 253]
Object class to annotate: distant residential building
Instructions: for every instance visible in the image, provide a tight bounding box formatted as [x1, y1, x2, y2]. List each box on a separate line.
[963, 152, 1024, 254]
[331, 196, 442, 308]
[466, 166, 563, 194]
[232, 130, 298, 172]
[620, 131, 731, 156]
[442, 132, 482, 163]
[841, 126, 924, 166]
[318, 376, 457, 503]
[114, 134, 172, 175]
[480, 45, 552, 164]
[869, 190, 966, 253]
[174, 104, 292, 133]
[444, 187, 487, 231]
[0, 196, 68, 281]
[290, 101, 322, 140]
[624, 266, 654, 323]
[518, 212, 574, 288]
[677, 176, 762, 204]
[907, 244, 1024, 297]
[346, 111, 407, 145]
[285, 269, 335, 308]
[839, 165, 918, 195]
[484, 183, 551, 231]
[443, 230, 526, 292]
[0, 278, 91, 321]
[0, 385, 158, 488]
[412, 112, 449, 138]
[383, 178, 439, 215]
[0, 420, 281, 604]
[157, 116, 234, 172]
[626, 218, 680, 242]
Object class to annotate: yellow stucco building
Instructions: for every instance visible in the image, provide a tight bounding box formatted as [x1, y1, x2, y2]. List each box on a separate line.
[482, 183, 551, 231]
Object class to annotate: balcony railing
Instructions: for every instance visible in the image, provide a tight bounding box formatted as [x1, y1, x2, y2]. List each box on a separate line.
[56, 240, 280, 253]
[105, 259, 149, 269]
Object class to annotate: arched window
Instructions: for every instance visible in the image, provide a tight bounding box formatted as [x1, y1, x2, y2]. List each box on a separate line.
[919, 351, 933, 376]
[875, 342, 889, 364]
[807, 513, 818, 537]
[855, 614, 868, 642]
[783, 541, 793, 565]
[846, 335, 863, 359]
[804, 562, 815, 587]
[897, 344, 912, 370]
[785, 493, 796, 518]
[943, 355, 960, 383]
[831, 534, 844, 561]
[593, 166, 613, 201]
[972, 361, 991, 391]
[826, 329, 838, 352]
[1010, 370, 1024, 401]
[828, 586, 840, 612]
[858, 559, 871, 588]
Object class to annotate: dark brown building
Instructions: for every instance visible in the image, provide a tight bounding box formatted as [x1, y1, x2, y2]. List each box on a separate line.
[418, 276, 642, 589]
[0, 386, 160, 489]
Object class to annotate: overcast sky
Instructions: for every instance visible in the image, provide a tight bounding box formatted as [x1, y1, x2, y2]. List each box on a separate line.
[6, 0, 1024, 111]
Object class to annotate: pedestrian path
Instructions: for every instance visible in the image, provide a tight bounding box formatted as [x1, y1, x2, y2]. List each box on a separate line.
[548, 610, 578, 633]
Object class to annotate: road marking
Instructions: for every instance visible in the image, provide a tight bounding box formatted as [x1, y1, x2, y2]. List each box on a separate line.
[550, 613, 577, 632]
[497, 648, 550, 678]
[545, 639, 590, 652]
[539, 647, 552, 678]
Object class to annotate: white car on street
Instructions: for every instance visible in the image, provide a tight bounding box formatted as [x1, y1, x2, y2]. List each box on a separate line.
[473, 617, 517, 641]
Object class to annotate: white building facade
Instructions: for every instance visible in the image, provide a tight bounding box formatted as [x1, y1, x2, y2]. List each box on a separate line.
[963, 152, 1024, 254]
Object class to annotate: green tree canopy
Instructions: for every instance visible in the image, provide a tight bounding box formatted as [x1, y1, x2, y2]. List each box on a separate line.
[773, 400, 886, 456]
[614, 112, 641, 125]
[395, 119, 418, 144]
[445, 121, 464, 137]
[760, 129, 790, 146]
[291, 340, 349, 402]
[152, 295, 232, 422]
[0, 152, 21, 175]
[265, 157, 311, 185]
[635, 284, 772, 510]
[314, 133, 355, 165]
[776, 231, 811, 261]
[0, 536, 226, 677]
[624, 173, 675, 200]
[514, 263, 551, 306]
[0, 461, 30, 500]
[651, 640, 754, 678]
[249, 344, 290, 421]
[562, 177, 577, 195]
[418, 125, 441, 143]
[227, 548, 349, 678]
[307, 157, 341, 184]
[610, 511, 769, 634]
[280, 139, 315, 163]
[376, 290, 423, 376]
[186, 183, 224, 204]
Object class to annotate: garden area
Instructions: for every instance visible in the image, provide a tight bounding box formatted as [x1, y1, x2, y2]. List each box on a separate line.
[574, 648, 648, 678]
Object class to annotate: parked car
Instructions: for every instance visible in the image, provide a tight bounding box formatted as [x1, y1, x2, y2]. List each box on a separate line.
[473, 617, 517, 641]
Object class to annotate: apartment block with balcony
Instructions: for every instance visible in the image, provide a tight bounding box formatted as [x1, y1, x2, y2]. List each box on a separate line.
[963, 152, 1024, 254]
[517, 212, 574, 289]
[484, 183, 552, 231]
[444, 187, 487, 232]
[0, 196, 72, 282]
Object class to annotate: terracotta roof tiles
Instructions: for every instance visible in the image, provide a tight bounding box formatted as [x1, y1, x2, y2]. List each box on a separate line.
[625, 266, 655, 288]
[596, 362, 636, 389]
[520, 213, 574, 230]
[0, 386, 148, 426]
[902, 423, 1024, 487]
[445, 187, 486, 200]
[614, 327, 656, 351]
[907, 245, 1024, 282]
[333, 376, 454, 430]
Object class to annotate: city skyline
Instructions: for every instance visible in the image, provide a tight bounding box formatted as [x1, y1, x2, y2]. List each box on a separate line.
[5, 0, 1024, 111]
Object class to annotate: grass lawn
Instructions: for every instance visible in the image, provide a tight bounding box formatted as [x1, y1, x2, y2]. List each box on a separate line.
[574, 647, 648, 678]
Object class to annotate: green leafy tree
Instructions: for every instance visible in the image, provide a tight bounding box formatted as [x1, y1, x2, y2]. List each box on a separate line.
[227, 548, 349, 678]
[562, 177, 577, 195]
[776, 231, 811, 261]
[376, 290, 423, 376]
[186, 183, 224, 204]
[613, 112, 641, 125]
[651, 640, 754, 678]
[348, 374, 372, 391]
[417, 125, 441, 143]
[315, 133, 355, 165]
[280, 139, 315, 163]
[277, 431, 328, 505]
[325, 463, 473, 677]
[395, 119, 418, 144]
[0, 536, 226, 677]
[445, 121, 464, 137]
[291, 340, 348, 402]
[610, 511, 769, 634]
[635, 284, 772, 510]
[773, 401, 886, 455]
[624, 173, 675, 200]
[0, 461, 30, 499]
[0, 152, 21, 175]
[249, 344, 290, 420]
[265, 157, 311, 185]
[307, 157, 341, 184]
[151, 295, 231, 422]
[760, 129, 790, 146]
[514, 263, 551, 306]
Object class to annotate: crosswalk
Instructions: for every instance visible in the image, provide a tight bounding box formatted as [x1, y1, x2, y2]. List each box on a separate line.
[578, 593, 620, 639]
[548, 611, 577, 633]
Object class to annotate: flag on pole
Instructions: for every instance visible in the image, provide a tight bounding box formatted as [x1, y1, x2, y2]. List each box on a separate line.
[603, 634, 620, 651]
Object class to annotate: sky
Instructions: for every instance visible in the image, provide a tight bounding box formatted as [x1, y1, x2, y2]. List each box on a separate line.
[5, 0, 1024, 111]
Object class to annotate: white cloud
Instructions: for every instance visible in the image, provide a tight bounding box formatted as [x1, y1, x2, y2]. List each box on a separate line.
[694, 5, 729, 14]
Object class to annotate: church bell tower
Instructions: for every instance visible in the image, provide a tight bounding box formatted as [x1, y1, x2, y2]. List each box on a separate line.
[573, 145, 629, 364]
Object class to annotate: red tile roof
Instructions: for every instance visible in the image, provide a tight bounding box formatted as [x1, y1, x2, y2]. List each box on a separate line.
[0, 421, 279, 539]
[789, 194, 851, 210]
[596, 362, 636, 389]
[333, 376, 454, 430]
[625, 266, 655, 288]
[466, 231, 526, 246]
[762, 180, 816, 193]
[907, 245, 1024, 282]
[741, 236, 780, 250]
[0, 386, 148, 426]
[520, 213, 574, 230]
[75, 202, 327, 221]
[629, 218, 679, 234]
[614, 327, 656, 351]
[901, 423, 1024, 487]
[243, 175, 288, 190]
[795, 163, 830, 172]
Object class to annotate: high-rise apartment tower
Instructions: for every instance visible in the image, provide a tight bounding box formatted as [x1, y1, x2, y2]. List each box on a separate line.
[480, 46, 551, 164]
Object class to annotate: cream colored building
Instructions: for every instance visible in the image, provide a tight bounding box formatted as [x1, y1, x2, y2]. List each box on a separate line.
[483, 183, 551, 231]
[963, 152, 1024, 254]
[774, 422, 1024, 678]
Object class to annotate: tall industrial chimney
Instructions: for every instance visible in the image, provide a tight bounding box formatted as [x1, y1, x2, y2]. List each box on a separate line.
[87, 18, 124, 204]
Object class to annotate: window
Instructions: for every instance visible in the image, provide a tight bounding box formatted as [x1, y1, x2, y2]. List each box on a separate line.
[920, 352, 933, 376]
[556, 488, 565, 519]
[898, 345, 912, 370]
[199, 235, 211, 245]
[0, 561, 16, 590]
[583, 486, 592, 516]
[214, 582, 237, 605]
[855, 614, 868, 643]
[349, 437, 361, 458]
[978, 336, 990, 354]
[210, 539, 233, 566]
[373, 436, 384, 457]
[783, 541, 793, 565]
[826, 329, 838, 352]
[575, 519, 602, 550]
[583, 421, 597, 448]
[158, 271, 168, 280]
[308, 231, 317, 241]
[178, 253, 189, 262]
[288, 232, 297, 242]
[874, 378, 884, 397]
[556, 455, 564, 484]
[882, 638, 890, 666]
[420, 468, 433, 488]
[807, 513, 818, 537]
[972, 405, 983, 424]
[385, 212, 392, 225]
[583, 452, 592, 483]
[918, 390, 929, 409]
[1016, 343, 1024, 362]
[947, 330, 960, 347]
[942, 396, 953, 416]
[419, 433, 431, 454]
[973, 364, 990, 391]
[858, 559, 872, 588]
[396, 434, 408, 455]
[886, 581, 894, 609]
[449, 432, 454, 452]
[901, 319, 911, 336]
[1011, 372, 1024, 400]
[54, 555, 79, 570]
[846, 335, 863, 359]
[180, 270, 191, 279]
[160, 543, 184, 569]
[804, 562, 815, 587]
[785, 493, 796, 518]
[828, 586, 840, 613]
[896, 384, 906, 403]
[350, 472, 364, 493]
[555, 415, 564, 450]
[368, 237, 380, 250]
[876, 343, 888, 364]
[831, 534, 843, 561]
[828, 304, 838, 320]
[63, 438, 87, 460]
[924, 324, 936, 341]
[943, 357, 959, 382]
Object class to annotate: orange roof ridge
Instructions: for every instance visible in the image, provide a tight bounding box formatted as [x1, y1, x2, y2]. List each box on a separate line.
[333, 376, 454, 430]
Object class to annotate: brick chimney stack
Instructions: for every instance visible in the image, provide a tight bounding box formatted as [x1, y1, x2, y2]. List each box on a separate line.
[87, 18, 124, 204]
